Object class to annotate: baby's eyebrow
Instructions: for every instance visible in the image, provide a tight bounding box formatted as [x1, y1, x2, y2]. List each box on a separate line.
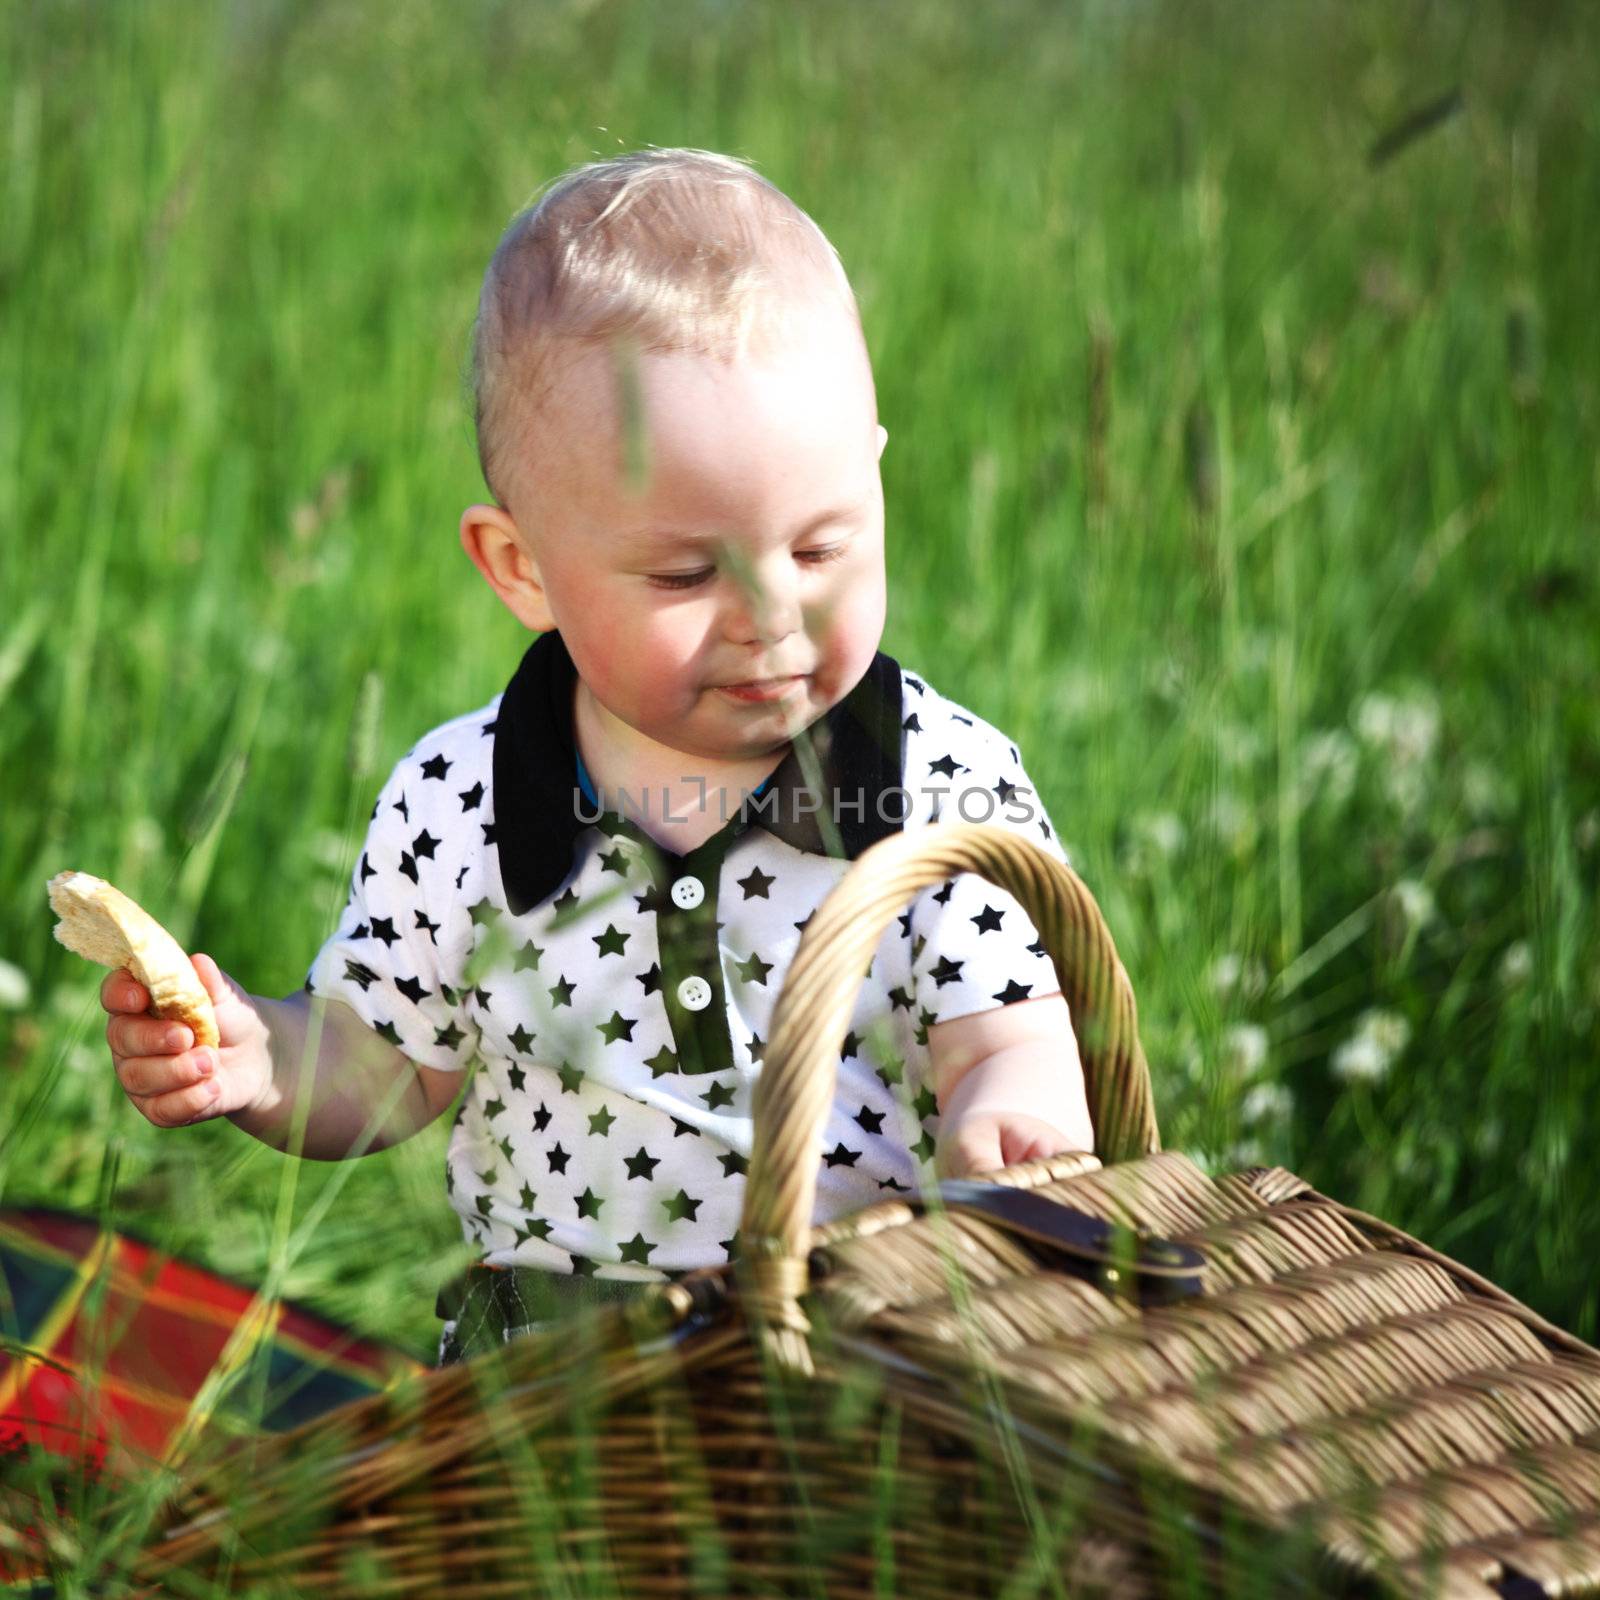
[622, 508, 860, 553]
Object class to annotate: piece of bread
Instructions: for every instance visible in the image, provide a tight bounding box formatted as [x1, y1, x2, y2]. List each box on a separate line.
[47, 871, 220, 1048]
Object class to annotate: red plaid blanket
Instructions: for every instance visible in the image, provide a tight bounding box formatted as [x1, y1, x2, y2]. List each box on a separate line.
[0, 1206, 424, 1586]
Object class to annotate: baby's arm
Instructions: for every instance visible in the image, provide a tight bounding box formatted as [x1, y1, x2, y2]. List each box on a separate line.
[102, 955, 460, 1158]
[927, 993, 1094, 1180]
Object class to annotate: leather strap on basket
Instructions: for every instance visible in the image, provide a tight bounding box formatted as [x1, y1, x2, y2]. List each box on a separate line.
[738, 822, 1161, 1377]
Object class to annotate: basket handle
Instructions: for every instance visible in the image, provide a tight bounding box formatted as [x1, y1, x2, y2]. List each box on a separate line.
[737, 822, 1161, 1377]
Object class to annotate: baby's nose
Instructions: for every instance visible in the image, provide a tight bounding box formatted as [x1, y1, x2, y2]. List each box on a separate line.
[724, 560, 803, 644]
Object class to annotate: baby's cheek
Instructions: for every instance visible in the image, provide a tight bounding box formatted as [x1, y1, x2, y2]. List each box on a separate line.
[817, 570, 885, 675]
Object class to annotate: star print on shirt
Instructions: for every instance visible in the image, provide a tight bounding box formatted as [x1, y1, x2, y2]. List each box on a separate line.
[626, 1146, 661, 1180]
[598, 1011, 636, 1045]
[305, 642, 1072, 1289]
[737, 865, 776, 899]
[732, 951, 773, 986]
[701, 1079, 737, 1112]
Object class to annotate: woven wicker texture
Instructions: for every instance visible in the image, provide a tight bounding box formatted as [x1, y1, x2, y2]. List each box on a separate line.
[107, 824, 1600, 1599]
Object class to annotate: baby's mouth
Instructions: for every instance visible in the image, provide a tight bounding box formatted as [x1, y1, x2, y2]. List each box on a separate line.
[715, 675, 806, 702]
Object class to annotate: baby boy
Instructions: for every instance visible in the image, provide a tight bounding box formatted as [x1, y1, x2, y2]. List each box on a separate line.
[100, 148, 1092, 1355]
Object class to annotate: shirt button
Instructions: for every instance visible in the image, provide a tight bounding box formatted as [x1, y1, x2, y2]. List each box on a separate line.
[676, 975, 712, 1011]
[671, 876, 706, 910]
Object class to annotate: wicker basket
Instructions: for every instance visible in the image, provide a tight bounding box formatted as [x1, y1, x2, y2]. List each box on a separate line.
[112, 824, 1600, 1598]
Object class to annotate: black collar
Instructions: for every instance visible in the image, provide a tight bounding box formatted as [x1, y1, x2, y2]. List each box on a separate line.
[492, 630, 905, 916]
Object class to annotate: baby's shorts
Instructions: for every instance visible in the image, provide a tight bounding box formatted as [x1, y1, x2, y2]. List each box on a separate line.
[434, 1261, 680, 1366]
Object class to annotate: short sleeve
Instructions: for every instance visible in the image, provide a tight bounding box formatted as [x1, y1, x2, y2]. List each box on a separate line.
[304, 754, 480, 1072]
[907, 730, 1069, 1031]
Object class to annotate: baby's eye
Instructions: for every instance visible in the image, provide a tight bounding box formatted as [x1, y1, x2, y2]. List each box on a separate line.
[797, 544, 848, 566]
[647, 567, 715, 591]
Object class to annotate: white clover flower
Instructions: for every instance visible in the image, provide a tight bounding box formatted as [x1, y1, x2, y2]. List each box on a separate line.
[1222, 1023, 1269, 1080]
[66, 1040, 100, 1076]
[1389, 878, 1435, 929]
[1498, 941, 1533, 988]
[1330, 1032, 1386, 1083]
[1121, 811, 1187, 877]
[1299, 729, 1358, 809]
[1215, 721, 1266, 769]
[309, 828, 353, 876]
[125, 815, 164, 862]
[1330, 1008, 1411, 1084]
[1462, 760, 1514, 822]
[1138, 811, 1185, 858]
[1049, 669, 1102, 722]
[1206, 789, 1255, 851]
[1354, 689, 1440, 816]
[1149, 656, 1186, 703]
[1209, 952, 1243, 994]
[0, 959, 31, 1010]
[1208, 951, 1268, 1001]
[1576, 810, 1599, 854]
[1241, 1081, 1293, 1125]
[1355, 689, 1440, 766]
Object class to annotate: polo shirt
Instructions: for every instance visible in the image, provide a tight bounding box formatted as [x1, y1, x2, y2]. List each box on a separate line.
[304, 629, 1073, 1281]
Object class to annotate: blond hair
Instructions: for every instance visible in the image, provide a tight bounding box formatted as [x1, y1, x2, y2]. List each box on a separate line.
[467, 147, 862, 520]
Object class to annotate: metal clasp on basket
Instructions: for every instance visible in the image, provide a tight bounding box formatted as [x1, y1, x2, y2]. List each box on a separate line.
[905, 1179, 1205, 1308]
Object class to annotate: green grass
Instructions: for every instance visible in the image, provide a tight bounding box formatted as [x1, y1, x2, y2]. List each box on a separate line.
[1, 0, 1597, 1591]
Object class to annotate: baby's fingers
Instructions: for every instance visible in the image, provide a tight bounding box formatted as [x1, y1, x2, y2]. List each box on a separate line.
[121, 1057, 222, 1127]
[101, 966, 150, 1014]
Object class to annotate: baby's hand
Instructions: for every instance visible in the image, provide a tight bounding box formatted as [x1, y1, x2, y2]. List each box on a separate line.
[102, 954, 273, 1128]
[934, 1112, 1083, 1181]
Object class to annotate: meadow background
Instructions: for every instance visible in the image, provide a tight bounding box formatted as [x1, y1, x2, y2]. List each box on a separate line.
[1, 0, 1596, 1407]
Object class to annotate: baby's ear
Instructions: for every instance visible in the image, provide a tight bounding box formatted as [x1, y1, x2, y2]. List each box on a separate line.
[876, 424, 889, 460]
[460, 503, 555, 632]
